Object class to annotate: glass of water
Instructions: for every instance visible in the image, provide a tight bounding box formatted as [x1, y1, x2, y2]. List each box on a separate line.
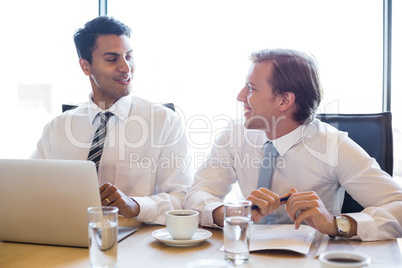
[88, 206, 119, 268]
[223, 200, 252, 264]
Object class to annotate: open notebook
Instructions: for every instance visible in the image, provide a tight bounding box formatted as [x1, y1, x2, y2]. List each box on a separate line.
[219, 224, 325, 257]
[0, 159, 137, 247]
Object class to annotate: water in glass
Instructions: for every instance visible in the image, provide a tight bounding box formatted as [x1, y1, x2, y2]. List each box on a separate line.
[88, 221, 118, 268]
[224, 216, 251, 264]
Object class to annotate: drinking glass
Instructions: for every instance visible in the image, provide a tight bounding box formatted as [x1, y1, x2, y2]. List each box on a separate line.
[88, 206, 119, 268]
[223, 200, 252, 264]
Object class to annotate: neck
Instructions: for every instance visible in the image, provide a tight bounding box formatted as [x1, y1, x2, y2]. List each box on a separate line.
[91, 95, 118, 110]
[265, 117, 300, 140]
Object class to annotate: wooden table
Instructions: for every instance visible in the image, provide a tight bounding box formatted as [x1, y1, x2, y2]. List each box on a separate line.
[1, 218, 402, 268]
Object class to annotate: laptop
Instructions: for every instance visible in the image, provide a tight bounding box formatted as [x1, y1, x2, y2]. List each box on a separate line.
[0, 159, 137, 247]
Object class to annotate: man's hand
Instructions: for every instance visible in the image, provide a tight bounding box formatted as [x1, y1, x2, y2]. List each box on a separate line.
[285, 188, 338, 235]
[246, 188, 288, 223]
[212, 205, 224, 227]
[99, 182, 140, 218]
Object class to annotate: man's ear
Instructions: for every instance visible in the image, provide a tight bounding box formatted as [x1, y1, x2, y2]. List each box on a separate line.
[79, 58, 91, 75]
[278, 92, 296, 112]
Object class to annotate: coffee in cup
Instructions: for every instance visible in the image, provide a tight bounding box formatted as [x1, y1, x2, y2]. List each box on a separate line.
[166, 210, 199, 240]
[319, 251, 371, 268]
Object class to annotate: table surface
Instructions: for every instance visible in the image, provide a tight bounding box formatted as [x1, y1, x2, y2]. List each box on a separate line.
[1, 217, 402, 268]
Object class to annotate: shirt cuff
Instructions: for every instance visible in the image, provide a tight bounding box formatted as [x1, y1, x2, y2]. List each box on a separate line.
[345, 212, 377, 241]
[132, 196, 158, 223]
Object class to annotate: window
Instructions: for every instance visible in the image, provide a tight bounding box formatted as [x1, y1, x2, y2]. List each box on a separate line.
[0, 0, 399, 181]
[392, 0, 402, 178]
[109, 0, 385, 169]
[0, 0, 97, 158]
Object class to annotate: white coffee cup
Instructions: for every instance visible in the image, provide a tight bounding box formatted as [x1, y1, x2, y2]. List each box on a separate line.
[319, 251, 371, 268]
[166, 209, 199, 240]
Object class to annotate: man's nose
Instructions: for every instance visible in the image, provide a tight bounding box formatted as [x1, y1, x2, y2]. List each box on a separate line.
[237, 85, 248, 102]
[118, 59, 132, 73]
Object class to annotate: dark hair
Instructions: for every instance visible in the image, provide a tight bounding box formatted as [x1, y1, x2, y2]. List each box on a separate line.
[73, 16, 132, 64]
[250, 48, 323, 124]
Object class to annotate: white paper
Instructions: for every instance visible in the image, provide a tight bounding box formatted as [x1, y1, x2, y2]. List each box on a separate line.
[219, 224, 317, 255]
[250, 224, 316, 255]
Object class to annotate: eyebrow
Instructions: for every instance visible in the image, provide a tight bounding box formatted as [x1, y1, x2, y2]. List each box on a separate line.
[103, 50, 134, 57]
[104, 52, 119, 57]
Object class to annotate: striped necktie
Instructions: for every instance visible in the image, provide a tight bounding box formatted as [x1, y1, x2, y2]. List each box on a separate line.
[257, 141, 279, 224]
[87, 111, 113, 171]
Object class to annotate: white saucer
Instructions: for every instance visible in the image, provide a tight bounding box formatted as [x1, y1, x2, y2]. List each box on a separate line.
[152, 228, 212, 247]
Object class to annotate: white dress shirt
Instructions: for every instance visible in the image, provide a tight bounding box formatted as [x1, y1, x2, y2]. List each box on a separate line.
[31, 95, 193, 225]
[184, 119, 402, 241]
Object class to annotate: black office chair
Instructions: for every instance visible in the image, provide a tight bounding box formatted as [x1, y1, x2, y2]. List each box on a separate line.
[316, 112, 393, 213]
[62, 104, 79, 113]
[62, 103, 175, 113]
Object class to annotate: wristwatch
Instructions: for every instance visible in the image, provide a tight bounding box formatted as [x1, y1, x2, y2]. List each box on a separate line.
[333, 215, 351, 237]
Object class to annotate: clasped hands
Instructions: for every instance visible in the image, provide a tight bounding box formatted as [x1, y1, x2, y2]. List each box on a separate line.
[248, 187, 337, 235]
[99, 182, 140, 218]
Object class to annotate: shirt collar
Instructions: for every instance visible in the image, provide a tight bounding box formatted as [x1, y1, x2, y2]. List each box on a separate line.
[87, 94, 132, 125]
[269, 125, 303, 156]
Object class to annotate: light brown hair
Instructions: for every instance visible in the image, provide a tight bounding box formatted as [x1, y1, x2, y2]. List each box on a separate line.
[250, 48, 323, 124]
